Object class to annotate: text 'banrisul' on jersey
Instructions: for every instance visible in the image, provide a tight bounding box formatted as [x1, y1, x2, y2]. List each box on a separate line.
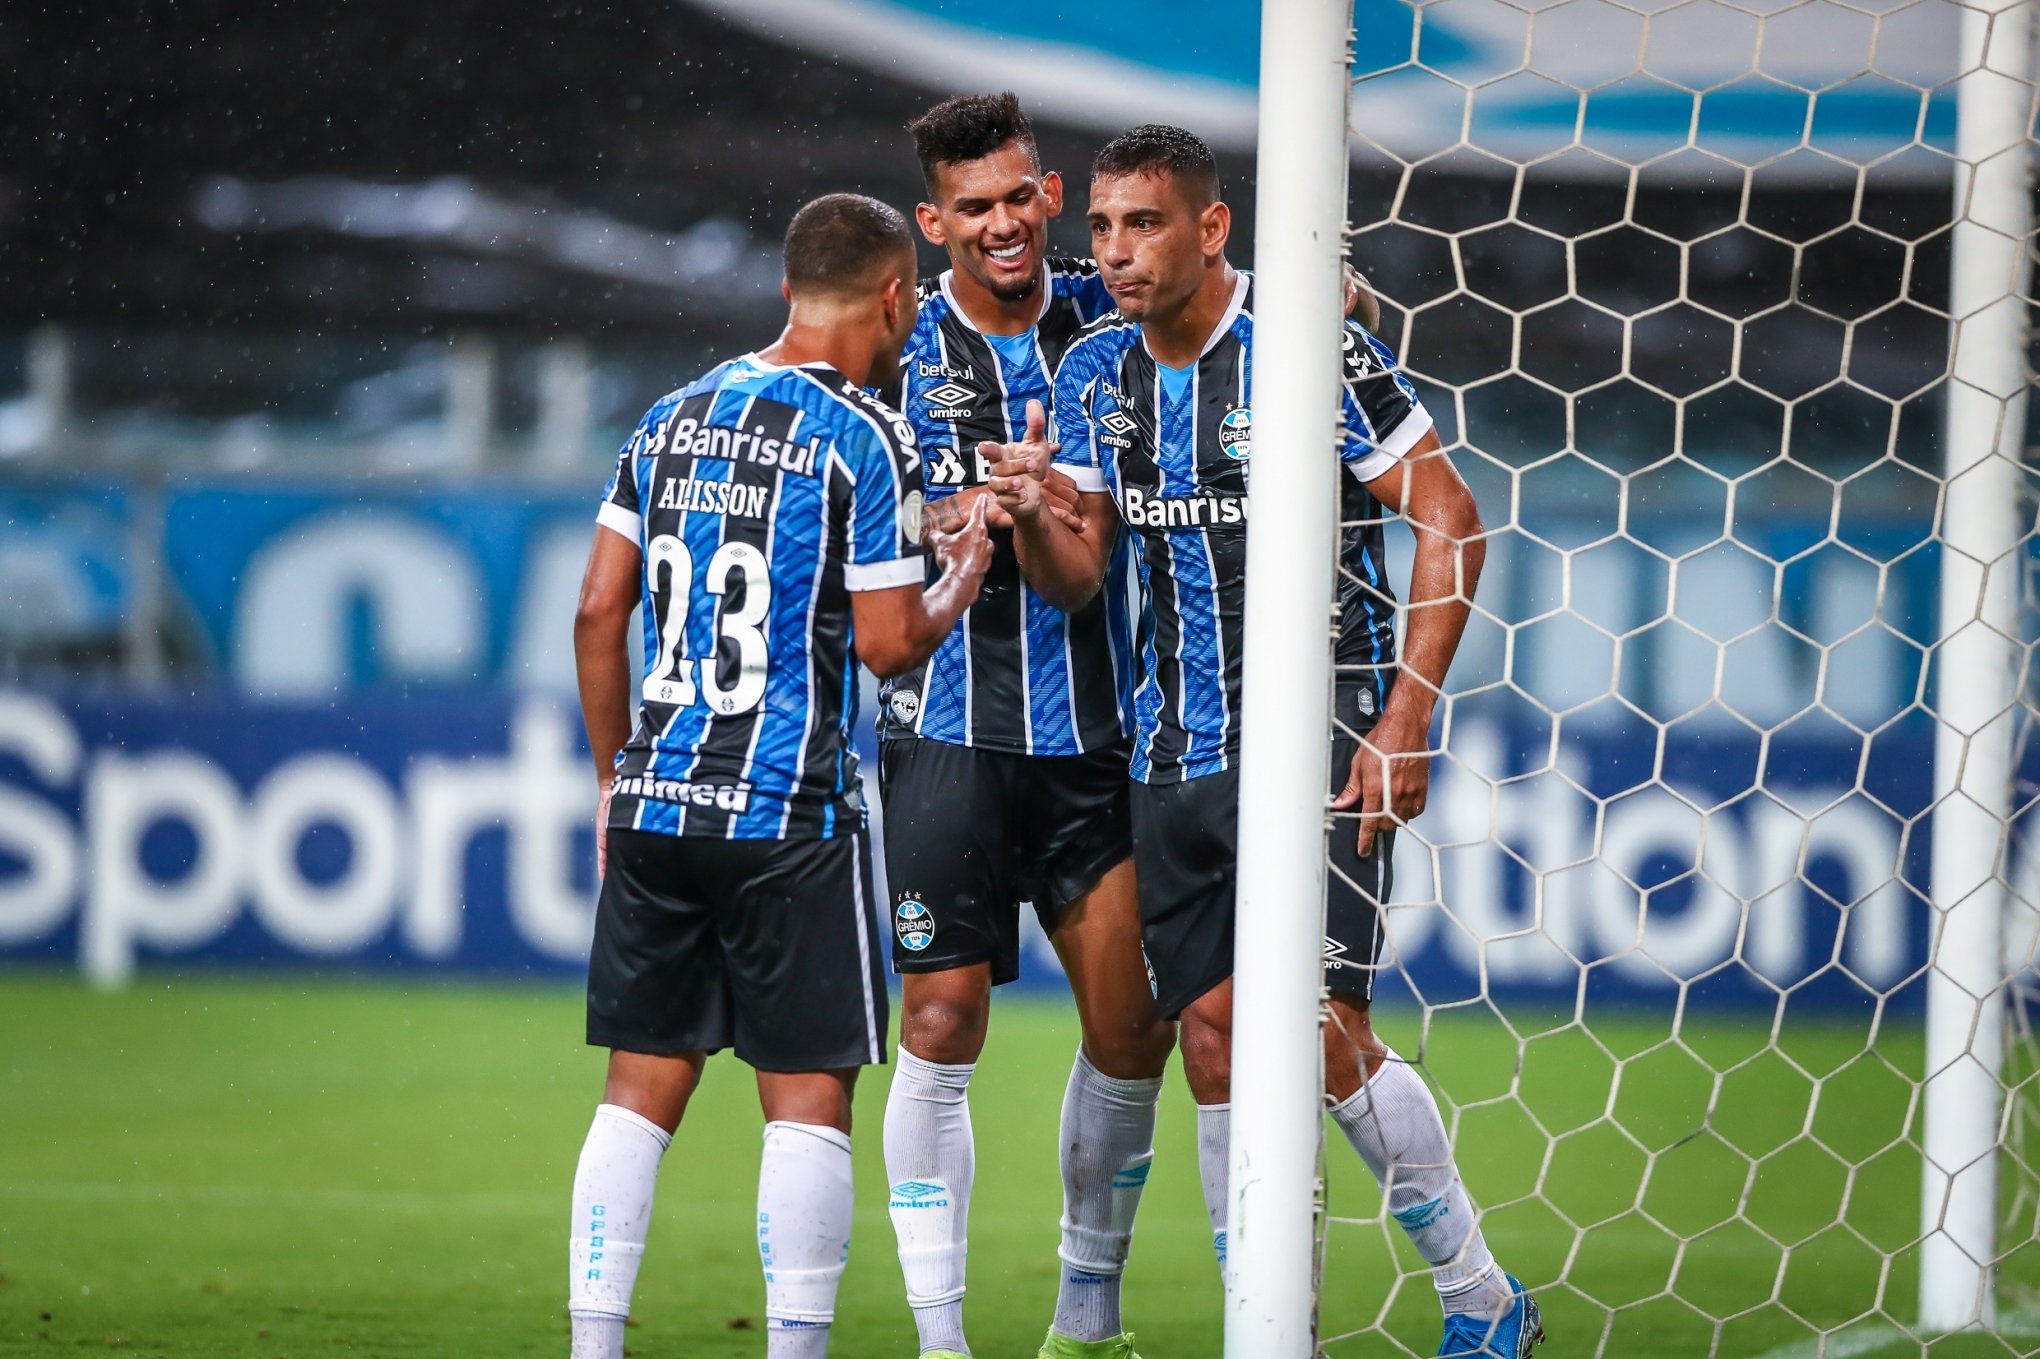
[597, 353, 926, 839]
[877, 258, 1136, 757]
[1052, 272, 1434, 785]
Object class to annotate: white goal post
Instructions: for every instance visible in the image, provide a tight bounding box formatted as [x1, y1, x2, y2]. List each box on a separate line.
[1920, 0, 2034, 1329]
[1230, 1, 1360, 1356]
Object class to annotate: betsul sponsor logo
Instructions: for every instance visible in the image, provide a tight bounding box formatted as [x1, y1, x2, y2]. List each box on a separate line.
[0, 692, 599, 984]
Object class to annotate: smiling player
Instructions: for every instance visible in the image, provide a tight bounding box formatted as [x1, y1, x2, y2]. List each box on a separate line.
[874, 93, 1169, 1359]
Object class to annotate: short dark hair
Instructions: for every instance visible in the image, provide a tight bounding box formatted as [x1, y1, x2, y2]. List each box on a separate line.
[1093, 124, 1221, 207]
[782, 193, 913, 297]
[907, 92, 1039, 192]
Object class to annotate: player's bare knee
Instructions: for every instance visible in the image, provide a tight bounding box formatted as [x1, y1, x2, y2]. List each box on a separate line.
[601, 1049, 704, 1133]
[1079, 1008, 1176, 1080]
[1178, 1010, 1233, 1100]
[757, 1068, 857, 1134]
[898, 972, 992, 1065]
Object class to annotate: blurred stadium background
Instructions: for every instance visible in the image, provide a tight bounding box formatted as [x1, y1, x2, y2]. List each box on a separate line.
[2, 1, 2037, 1356]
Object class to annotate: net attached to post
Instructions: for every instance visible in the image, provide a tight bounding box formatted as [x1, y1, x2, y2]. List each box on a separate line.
[1312, 0, 2040, 1353]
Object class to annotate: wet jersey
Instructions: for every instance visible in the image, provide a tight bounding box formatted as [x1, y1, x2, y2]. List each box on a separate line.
[877, 257, 1136, 756]
[1052, 272, 1433, 784]
[597, 353, 926, 838]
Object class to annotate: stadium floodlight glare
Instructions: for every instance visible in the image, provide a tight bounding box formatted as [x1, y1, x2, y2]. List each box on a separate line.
[1920, 0, 2034, 1332]
[1229, 0, 1356, 1355]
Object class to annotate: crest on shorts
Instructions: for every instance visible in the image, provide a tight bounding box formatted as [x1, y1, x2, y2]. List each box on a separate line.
[895, 895, 936, 952]
[888, 688, 921, 727]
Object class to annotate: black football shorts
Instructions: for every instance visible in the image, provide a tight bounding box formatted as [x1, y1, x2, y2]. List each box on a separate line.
[878, 736, 1133, 984]
[1131, 685, 1391, 1018]
[586, 827, 888, 1071]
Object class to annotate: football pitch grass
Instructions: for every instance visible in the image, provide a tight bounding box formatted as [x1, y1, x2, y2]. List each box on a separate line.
[2, 974, 2035, 1358]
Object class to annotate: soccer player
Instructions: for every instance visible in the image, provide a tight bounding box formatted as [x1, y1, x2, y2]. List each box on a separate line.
[989, 127, 1545, 1358]
[566, 193, 993, 1359]
[874, 92, 1170, 1359]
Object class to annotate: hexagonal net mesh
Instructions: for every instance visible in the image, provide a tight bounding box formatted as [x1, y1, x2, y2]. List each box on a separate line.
[1314, 0, 2040, 1354]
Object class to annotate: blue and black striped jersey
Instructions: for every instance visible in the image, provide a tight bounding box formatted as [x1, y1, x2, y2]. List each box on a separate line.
[876, 258, 1137, 756]
[1052, 272, 1433, 785]
[597, 353, 927, 839]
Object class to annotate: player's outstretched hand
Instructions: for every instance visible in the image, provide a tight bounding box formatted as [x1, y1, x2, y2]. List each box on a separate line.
[929, 491, 993, 598]
[983, 399, 1078, 531]
[1331, 710, 1431, 857]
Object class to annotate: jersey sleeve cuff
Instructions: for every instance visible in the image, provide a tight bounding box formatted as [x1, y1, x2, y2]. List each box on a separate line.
[596, 501, 642, 542]
[844, 555, 927, 592]
[1059, 464, 1108, 494]
[1345, 404, 1435, 484]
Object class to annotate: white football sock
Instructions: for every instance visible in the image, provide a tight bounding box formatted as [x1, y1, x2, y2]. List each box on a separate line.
[1195, 1102, 1231, 1283]
[1051, 1048, 1163, 1341]
[569, 1103, 672, 1359]
[884, 1048, 975, 1354]
[759, 1119, 855, 1348]
[1326, 1048, 1511, 1317]
[766, 1318, 832, 1359]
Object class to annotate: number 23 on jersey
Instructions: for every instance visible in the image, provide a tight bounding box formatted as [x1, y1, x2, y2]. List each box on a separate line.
[643, 535, 772, 715]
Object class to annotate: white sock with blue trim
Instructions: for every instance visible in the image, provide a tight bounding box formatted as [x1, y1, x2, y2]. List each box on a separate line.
[883, 1048, 975, 1355]
[759, 1120, 855, 1356]
[1195, 1102, 1231, 1284]
[1326, 1048, 1510, 1317]
[1051, 1048, 1163, 1341]
[569, 1103, 672, 1359]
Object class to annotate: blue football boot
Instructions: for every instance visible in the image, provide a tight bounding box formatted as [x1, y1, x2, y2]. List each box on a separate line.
[1436, 1274, 1543, 1358]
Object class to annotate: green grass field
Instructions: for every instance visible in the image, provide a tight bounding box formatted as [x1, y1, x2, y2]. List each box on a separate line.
[1, 974, 2035, 1358]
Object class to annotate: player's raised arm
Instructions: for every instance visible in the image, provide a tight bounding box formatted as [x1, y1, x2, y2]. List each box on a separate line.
[990, 396, 1117, 611]
[1335, 428, 1486, 854]
[851, 493, 993, 677]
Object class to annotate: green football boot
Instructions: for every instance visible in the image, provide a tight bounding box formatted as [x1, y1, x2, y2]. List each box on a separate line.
[1037, 1330, 1141, 1359]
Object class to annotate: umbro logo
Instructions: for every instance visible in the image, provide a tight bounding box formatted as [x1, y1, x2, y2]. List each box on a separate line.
[924, 381, 976, 418]
[1100, 411, 1136, 437]
[889, 1179, 952, 1208]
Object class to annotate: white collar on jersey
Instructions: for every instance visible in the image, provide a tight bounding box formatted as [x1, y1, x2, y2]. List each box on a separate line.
[937, 265, 1055, 336]
[739, 352, 836, 373]
[1140, 268, 1251, 366]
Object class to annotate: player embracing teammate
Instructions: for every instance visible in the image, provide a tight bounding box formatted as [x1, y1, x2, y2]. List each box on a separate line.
[987, 125, 1545, 1358]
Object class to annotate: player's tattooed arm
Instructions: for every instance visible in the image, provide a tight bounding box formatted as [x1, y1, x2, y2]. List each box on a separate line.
[851, 496, 994, 678]
[1332, 430, 1485, 855]
[984, 398, 1116, 612]
[573, 524, 645, 876]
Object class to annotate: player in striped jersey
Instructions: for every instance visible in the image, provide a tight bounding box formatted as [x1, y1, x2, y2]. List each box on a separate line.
[993, 128, 1543, 1358]
[874, 93, 1170, 1359]
[565, 194, 993, 1359]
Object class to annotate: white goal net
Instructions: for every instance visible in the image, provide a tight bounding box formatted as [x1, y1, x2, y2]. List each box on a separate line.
[1308, 0, 2040, 1354]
